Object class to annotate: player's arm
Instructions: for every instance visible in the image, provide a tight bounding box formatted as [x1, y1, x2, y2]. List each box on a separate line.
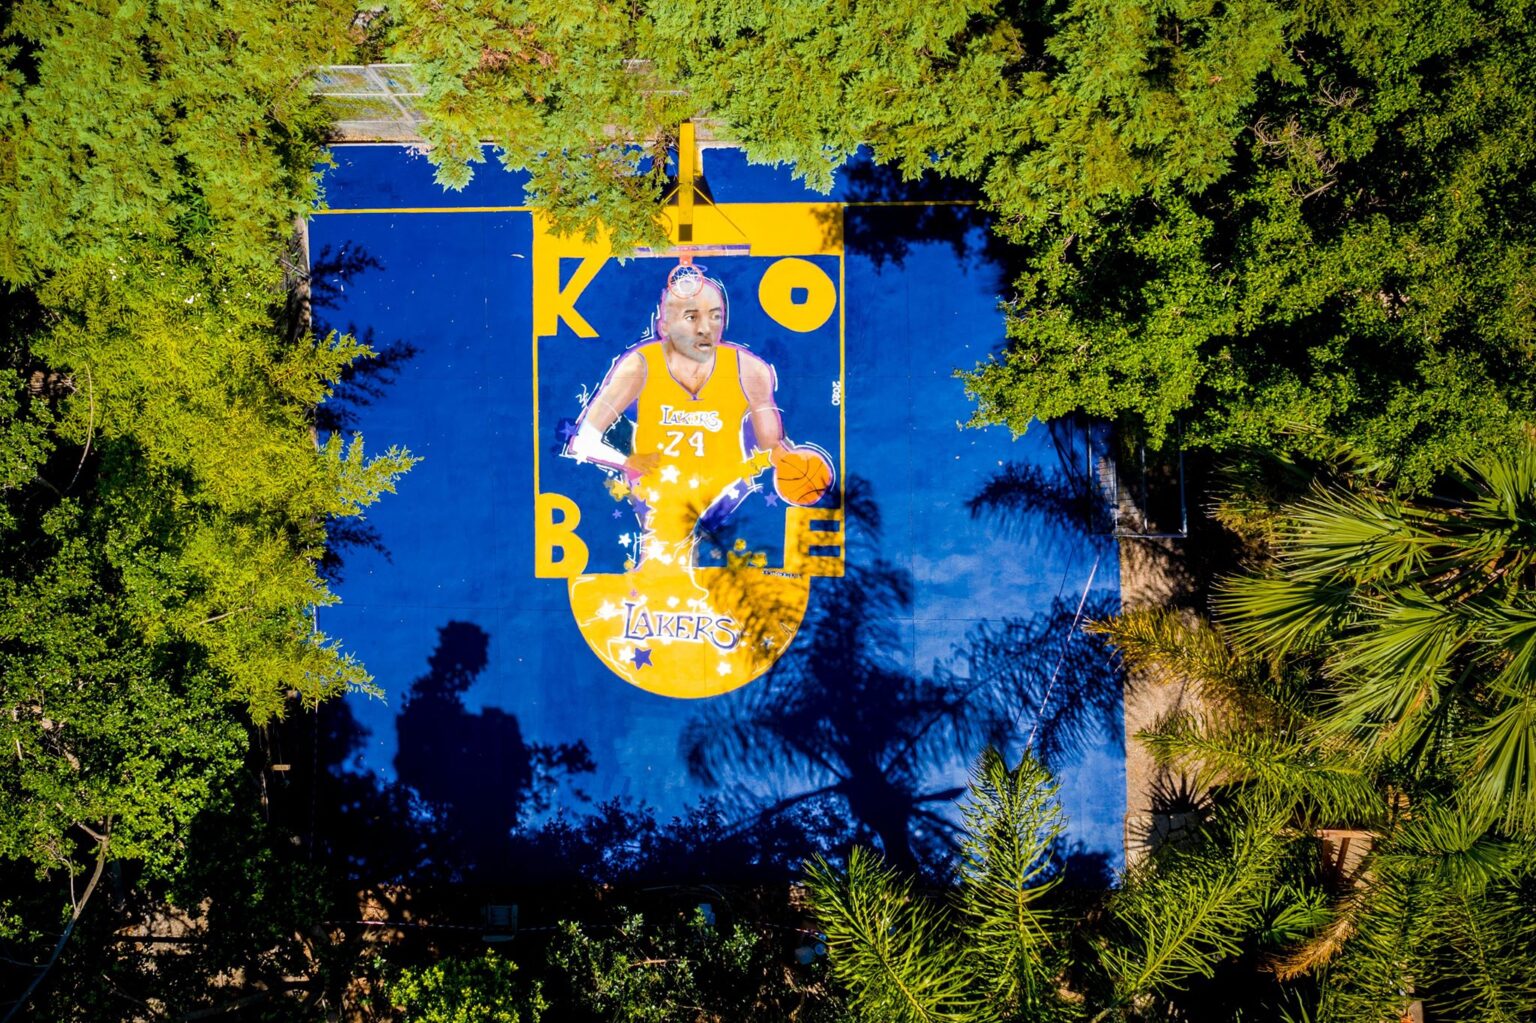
[738, 352, 786, 465]
[568, 353, 657, 476]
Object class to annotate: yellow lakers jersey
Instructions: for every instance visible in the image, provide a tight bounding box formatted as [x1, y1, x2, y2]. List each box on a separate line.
[633, 343, 751, 469]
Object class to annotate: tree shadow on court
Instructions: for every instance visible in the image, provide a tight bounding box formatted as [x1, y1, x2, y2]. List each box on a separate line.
[681, 477, 1123, 876]
[307, 242, 422, 584]
[811, 156, 1019, 273]
[270, 622, 603, 886]
[392, 621, 596, 879]
[967, 416, 1117, 539]
[283, 471, 1120, 892]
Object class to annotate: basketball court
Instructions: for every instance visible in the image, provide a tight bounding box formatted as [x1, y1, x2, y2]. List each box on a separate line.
[309, 137, 1125, 874]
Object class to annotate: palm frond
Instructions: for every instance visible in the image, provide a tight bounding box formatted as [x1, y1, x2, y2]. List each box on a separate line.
[1280, 486, 1438, 584]
[1371, 800, 1513, 894]
[1480, 594, 1536, 699]
[1271, 885, 1369, 982]
[1091, 608, 1298, 722]
[1140, 714, 1381, 826]
[1328, 590, 1470, 693]
[805, 847, 972, 1023]
[1100, 800, 1290, 999]
[1214, 573, 1355, 659]
[1469, 699, 1536, 838]
[1425, 879, 1536, 1023]
[1318, 664, 1449, 763]
[1453, 444, 1536, 577]
[956, 748, 1066, 1017]
[1312, 868, 1426, 1023]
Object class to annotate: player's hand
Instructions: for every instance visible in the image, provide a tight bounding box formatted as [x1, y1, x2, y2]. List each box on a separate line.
[625, 451, 661, 480]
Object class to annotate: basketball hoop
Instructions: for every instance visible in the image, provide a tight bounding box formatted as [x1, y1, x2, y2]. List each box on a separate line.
[667, 258, 706, 299]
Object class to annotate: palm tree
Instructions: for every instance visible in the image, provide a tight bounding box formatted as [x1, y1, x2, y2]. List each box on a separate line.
[805, 748, 1315, 1023]
[808, 444, 1536, 1023]
[1214, 440, 1536, 836]
[1099, 609, 1536, 1020]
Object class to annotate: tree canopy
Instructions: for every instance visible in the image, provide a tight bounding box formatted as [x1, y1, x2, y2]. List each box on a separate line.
[5, 0, 1536, 1017]
[403, 0, 1536, 485]
[0, 0, 412, 994]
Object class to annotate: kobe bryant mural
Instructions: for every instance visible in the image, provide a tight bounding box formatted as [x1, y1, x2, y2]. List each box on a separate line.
[532, 201, 845, 698]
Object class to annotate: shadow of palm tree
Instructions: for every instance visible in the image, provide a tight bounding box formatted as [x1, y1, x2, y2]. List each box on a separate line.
[938, 595, 1122, 773]
[682, 478, 1122, 873]
[966, 416, 1115, 538]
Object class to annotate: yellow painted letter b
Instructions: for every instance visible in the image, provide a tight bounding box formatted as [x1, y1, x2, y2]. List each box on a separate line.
[535, 492, 589, 577]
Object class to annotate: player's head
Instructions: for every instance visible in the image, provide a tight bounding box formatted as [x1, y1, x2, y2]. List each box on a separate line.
[655, 264, 728, 364]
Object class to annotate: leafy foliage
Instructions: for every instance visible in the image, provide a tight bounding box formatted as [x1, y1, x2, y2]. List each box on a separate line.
[808, 846, 973, 1023]
[388, 0, 1021, 251]
[387, 952, 543, 1023]
[1217, 439, 1536, 835]
[0, 0, 415, 1012]
[376, 905, 845, 1023]
[962, 0, 1536, 485]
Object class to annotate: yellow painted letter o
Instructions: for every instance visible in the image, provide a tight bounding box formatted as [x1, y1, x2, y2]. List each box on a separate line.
[758, 258, 837, 334]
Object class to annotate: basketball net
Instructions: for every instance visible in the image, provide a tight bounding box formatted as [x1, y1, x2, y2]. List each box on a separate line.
[667, 255, 706, 299]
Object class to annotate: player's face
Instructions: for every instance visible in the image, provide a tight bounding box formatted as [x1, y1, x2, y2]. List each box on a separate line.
[662, 282, 725, 364]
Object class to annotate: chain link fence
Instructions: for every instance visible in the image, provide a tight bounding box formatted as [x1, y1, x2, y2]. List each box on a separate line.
[313, 64, 426, 142]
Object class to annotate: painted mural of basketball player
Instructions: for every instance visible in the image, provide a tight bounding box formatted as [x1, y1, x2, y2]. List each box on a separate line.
[566, 265, 833, 564]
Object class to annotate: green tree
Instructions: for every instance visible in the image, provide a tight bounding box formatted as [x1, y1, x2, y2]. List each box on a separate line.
[374, 906, 845, 1023]
[387, 952, 544, 1023]
[386, 0, 1021, 252]
[0, 0, 413, 1012]
[805, 748, 1309, 1022]
[961, 0, 1536, 487]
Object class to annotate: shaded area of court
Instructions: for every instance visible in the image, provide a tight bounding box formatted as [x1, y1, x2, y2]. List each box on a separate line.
[308, 145, 1124, 884]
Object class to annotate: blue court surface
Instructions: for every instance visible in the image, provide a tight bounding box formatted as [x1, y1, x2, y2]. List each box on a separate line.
[310, 144, 1124, 878]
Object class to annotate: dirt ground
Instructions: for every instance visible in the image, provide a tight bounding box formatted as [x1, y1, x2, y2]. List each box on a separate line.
[1118, 532, 1203, 864]
[1114, 448, 1232, 865]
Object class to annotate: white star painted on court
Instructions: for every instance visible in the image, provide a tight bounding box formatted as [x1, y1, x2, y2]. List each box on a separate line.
[689, 475, 701, 489]
[666, 597, 679, 608]
[618, 533, 632, 546]
[596, 601, 619, 620]
[660, 464, 681, 483]
[721, 483, 740, 501]
[716, 661, 733, 676]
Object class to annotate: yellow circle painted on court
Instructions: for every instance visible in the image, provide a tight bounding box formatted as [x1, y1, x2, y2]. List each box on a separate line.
[758, 258, 837, 333]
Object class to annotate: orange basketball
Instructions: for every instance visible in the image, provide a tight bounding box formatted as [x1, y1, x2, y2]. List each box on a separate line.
[773, 446, 834, 506]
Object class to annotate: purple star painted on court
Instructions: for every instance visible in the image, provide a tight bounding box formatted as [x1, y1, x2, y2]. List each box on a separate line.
[612, 508, 623, 518]
[763, 492, 779, 507]
[632, 647, 653, 669]
[556, 418, 580, 443]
